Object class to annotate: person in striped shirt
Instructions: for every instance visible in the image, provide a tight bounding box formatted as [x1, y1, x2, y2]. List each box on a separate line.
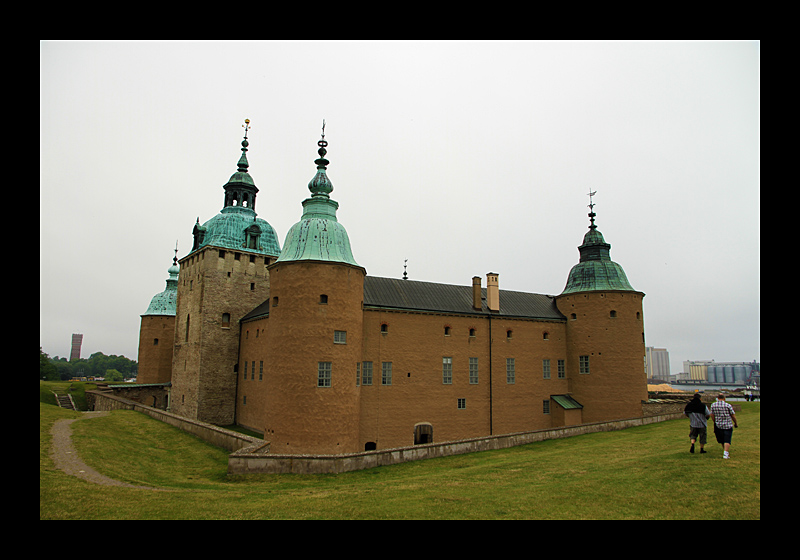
[710, 394, 739, 459]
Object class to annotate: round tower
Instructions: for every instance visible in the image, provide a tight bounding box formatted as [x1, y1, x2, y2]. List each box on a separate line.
[259, 122, 366, 454]
[555, 193, 647, 422]
[137, 249, 179, 385]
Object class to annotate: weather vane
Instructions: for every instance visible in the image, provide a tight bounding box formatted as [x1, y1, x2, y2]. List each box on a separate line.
[587, 189, 597, 210]
[403, 258, 408, 280]
[173, 240, 179, 265]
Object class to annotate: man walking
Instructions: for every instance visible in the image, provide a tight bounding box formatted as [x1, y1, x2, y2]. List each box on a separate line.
[684, 393, 710, 454]
[709, 394, 738, 459]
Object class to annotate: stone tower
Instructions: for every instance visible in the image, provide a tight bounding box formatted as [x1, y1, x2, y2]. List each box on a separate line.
[137, 249, 179, 385]
[555, 193, 648, 422]
[252, 123, 366, 454]
[170, 120, 281, 425]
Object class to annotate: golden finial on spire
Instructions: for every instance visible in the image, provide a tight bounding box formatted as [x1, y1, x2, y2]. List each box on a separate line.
[242, 118, 251, 139]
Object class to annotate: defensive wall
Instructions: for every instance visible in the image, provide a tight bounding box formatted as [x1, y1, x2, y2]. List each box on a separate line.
[87, 389, 721, 474]
[86, 390, 262, 453]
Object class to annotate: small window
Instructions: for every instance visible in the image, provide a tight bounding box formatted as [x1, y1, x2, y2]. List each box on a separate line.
[381, 323, 388, 333]
[579, 355, 590, 374]
[543, 359, 551, 379]
[259, 361, 263, 381]
[506, 329, 513, 339]
[444, 326, 451, 336]
[571, 313, 577, 320]
[610, 310, 617, 318]
[219, 250, 226, 259]
[558, 359, 566, 379]
[320, 294, 328, 304]
[272, 297, 279, 307]
[382, 362, 392, 385]
[250, 283, 255, 291]
[457, 398, 466, 409]
[543, 399, 551, 414]
[469, 328, 476, 337]
[153, 338, 159, 346]
[318, 362, 332, 387]
[543, 331, 549, 340]
[234, 252, 241, 261]
[636, 312, 641, 320]
[334, 330, 347, 344]
[222, 313, 231, 328]
[506, 358, 515, 384]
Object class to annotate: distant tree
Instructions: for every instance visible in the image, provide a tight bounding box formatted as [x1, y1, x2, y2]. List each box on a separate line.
[40, 348, 58, 381]
[104, 369, 124, 382]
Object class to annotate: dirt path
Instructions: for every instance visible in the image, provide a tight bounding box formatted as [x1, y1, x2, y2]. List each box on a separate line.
[50, 411, 164, 490]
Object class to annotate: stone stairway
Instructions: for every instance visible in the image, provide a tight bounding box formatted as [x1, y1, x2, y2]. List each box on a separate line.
[53, 391, 76, 411]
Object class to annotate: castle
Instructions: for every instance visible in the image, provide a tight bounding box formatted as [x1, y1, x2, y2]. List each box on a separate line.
[137, 120, 648, 455]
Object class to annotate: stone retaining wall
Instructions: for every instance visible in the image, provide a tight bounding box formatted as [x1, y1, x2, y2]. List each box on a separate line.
[228, 412, 685, 475]
[87, 390, 261, 453]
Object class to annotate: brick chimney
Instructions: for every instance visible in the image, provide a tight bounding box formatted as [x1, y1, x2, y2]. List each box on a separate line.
[486, 272, 499, 312]
[472, 276, 482, 310]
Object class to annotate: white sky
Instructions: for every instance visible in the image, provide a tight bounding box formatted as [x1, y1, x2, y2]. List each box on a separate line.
[40, 40, 759, 375]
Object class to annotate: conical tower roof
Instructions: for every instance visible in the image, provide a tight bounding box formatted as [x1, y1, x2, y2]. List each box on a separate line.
[143, 249, 180, 316]
[275, 121, 360, 266]
[561, 193, 635, 295]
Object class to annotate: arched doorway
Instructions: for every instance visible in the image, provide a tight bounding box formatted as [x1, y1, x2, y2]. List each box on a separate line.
[414, 422, 433, 445]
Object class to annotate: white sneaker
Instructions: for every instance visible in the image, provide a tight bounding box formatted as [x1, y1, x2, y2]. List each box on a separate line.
[723, 452, 730, 459]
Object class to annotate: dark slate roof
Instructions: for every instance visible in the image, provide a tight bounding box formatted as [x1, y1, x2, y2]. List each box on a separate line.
[242, 276, 566, 322]
[241, 298, 273, 322]
[363, 276, 565, 320]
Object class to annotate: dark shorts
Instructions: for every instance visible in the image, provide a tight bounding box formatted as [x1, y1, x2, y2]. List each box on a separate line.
[714, 426, 733, 445]
[689, 427, 707, 444]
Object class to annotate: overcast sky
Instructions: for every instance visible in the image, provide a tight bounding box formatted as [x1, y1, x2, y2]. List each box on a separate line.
[40, 40, 759, 375]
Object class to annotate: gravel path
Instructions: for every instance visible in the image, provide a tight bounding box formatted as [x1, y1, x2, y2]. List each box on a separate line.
[50, 411, 163, 490]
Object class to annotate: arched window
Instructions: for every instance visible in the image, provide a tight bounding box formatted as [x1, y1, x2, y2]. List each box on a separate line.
[380, 323, 388, 333]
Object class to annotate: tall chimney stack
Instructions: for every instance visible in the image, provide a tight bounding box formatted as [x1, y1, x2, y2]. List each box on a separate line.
[472, 276, 482, 310]
[486, 273, 499, 312]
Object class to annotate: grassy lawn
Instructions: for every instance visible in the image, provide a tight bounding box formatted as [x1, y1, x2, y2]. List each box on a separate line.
[40, 400, 760, 520]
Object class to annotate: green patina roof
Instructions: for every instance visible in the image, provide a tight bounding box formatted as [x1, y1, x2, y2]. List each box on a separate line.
[191, 121, 281, 257]
[551, 394, 584, 409]
[143, 259, 179, 316]
[561, 204, 636, 295]
[275, 125, 359, 267]
[195, 207, 281, 256]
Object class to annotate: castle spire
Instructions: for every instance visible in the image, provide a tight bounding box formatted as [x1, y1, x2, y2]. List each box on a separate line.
[587, 189, 597, 230]
[308, 119, 333, 197]
[237, 118, 251, 173]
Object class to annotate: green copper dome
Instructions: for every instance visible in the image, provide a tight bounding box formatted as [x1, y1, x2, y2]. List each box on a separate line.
[275, 124, 359, 267]
[191, 120, 281, 257]
[561, 200, 635, 295]
[144, 257, 179, 316]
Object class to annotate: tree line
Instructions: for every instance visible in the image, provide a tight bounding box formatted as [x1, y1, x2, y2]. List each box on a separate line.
[40, 347, 138, 382]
